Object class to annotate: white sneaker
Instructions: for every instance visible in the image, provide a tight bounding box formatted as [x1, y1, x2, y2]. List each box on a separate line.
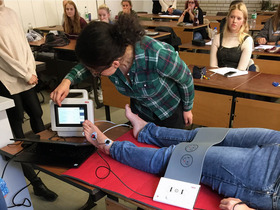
[97, 88, 103, 102]
[89, 90, 94, 99]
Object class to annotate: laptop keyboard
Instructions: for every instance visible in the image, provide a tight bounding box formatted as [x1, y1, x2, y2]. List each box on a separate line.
[18, 142, 97, 167]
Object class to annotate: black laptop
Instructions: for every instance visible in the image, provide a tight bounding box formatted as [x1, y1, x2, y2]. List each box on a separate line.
[10, 138, 96, 168]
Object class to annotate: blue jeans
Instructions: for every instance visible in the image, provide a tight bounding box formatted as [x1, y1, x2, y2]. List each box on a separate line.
[110, 123, 280, 210]
[193, 32, 203, 40]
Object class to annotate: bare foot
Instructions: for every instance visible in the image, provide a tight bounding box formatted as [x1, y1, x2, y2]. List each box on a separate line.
[83, 120, 113, 155]
[125, 104, 147, 138]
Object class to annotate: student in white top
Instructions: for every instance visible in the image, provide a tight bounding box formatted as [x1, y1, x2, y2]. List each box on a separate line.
[210, 2, 255, 71]
[0, 0, 58, 201]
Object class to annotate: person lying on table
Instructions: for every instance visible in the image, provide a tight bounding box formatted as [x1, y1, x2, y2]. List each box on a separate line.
[159, 0, 182, 16]
[83, 104, 280, 210]
[210, 2, 256, 71]
[50, 14, 194, 129]
[255, 4, 280, 46]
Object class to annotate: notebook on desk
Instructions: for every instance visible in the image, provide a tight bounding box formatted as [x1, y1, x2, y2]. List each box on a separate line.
[10, 138, 96, 168]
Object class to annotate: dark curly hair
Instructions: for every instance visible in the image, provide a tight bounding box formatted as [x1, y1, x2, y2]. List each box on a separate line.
[75, 14, 145, 71]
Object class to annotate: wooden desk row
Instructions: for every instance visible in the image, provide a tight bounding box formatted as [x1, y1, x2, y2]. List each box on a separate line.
[34, 21, 207, 45]
[140, 20, 207, 44]
[102, 68, 280, 130]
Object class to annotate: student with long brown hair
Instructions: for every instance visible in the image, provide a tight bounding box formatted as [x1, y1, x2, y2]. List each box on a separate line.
[63, 0, 87, 37]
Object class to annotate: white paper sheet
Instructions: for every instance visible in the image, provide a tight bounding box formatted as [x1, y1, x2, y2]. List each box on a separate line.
[209, 67, 248, 77]
[254, 45, 274, 50]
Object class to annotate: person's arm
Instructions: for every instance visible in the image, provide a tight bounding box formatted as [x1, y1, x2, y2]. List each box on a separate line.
[0, 10, 34, 83]
[238, 36, 253, 71]
[219, 198, 255, 210]
[188, 8, 195, 22]
[50, 63, 91, 106]
[156, 47, 194, 125]
[0, 44, 33, 83]
[255, 19, 271, 44]
[210, 34, 220, 68]
[178, 9, 188, 23]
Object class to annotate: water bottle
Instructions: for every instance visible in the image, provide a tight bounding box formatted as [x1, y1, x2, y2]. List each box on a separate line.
[250, 10, 257, 29]
[84, 6, 89, 21]
[212, 27, 218, 41]
[28, 23, 33, 32]
[193, 7, 199, 26]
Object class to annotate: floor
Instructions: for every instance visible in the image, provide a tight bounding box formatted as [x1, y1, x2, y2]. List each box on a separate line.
[22, 90, 135, 210]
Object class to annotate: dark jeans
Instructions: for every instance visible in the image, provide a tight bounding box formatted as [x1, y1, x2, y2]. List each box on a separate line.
[0, 82, 44, 138]
[130, 98, 185, 129]
[0, 82, 45, 184]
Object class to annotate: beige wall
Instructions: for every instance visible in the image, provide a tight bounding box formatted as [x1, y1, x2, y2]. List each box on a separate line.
[177, 0, 279, 16]
[4, 0, 153, 32]
[4, 0, 278, 32]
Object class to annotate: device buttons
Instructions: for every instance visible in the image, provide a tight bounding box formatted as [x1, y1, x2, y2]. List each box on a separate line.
[180, 154, 193, 167]
[185, 144, 198, 152]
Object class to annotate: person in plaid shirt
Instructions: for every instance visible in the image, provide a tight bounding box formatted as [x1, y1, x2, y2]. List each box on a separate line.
[51, 14, 194, 129]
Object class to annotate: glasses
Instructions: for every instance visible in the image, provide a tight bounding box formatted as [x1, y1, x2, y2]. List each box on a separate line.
[188, 1, 195, 4]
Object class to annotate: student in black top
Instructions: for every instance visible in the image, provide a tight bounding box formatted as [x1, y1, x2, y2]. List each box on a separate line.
[177, 0, 207, 40]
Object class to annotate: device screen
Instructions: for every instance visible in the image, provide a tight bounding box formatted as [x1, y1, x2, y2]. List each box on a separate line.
[54, 104, 88, 127]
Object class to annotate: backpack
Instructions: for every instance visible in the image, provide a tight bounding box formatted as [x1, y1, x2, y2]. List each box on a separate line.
[154, 26, 182, 51]
[39, 32, 70, 52]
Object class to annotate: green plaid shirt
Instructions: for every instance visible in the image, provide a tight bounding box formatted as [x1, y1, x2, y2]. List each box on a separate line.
[65, 36, 194, 121]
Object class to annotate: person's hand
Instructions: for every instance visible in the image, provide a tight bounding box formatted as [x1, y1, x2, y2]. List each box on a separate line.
[50, 79, 71, 106]
[219, 198, 253, 210]
[28, 74, 38, 85]
[188, 4, 194, 12]
[184, 8, 189, 14]
[183, 110, 193, 126]
[123, 7, 130, 14]
[256, 37, 267, 45]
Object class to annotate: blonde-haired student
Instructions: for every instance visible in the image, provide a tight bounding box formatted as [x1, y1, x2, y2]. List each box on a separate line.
[210, 2, 256, 71]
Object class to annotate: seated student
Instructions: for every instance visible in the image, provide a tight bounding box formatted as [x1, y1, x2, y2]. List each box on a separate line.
[220, 0, 244, 32]
[159, 0, 182, 16]
[63, 0, 87, 38]
[98, 4, 112, 24]
[255, 4, 280, 46]
[83, 104, 280, 210]
[210, 2, 256, 71]
[177, 0, 207, 40]
[116, 0, 137, 19]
